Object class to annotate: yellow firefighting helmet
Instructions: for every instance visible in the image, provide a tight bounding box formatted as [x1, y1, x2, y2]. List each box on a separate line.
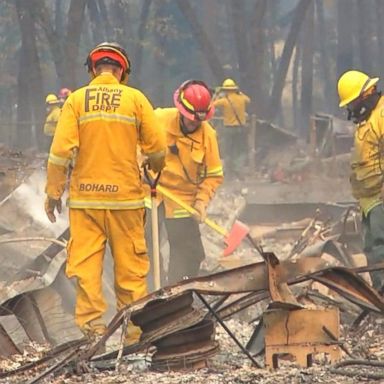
[221, 78, 238, 90]
[337, 70, 379, 107]
[45, 94, 59, 105]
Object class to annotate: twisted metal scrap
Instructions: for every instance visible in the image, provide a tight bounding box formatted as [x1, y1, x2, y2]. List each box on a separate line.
[4, 256, 384, 382]
[330, 359, 384, 380]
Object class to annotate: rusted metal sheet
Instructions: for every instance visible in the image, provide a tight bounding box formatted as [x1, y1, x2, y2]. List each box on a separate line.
[311, 267, 384, 312]
[152, 319, 216, 370]
[2, 248, 383, 362]
[0, 169, 68, 278]
[98, 257, 384, 363]
[152, 340, 219, 371]
[132, 292, 195, 333]
[264, 308, 341, 368]
[133, 296, 207, 355]
[264, 252, 301, 308]
[124, 256, 384, 326]
[154, 319, 214, 349]
[9, 294, 49, 344]
[3, 251, 384, 380]
[0, 169, 69, 304]
[0, 322, 21, 356]
[129, 293, 216, 371]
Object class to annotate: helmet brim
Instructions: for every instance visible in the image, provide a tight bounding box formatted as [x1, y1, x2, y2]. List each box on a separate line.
[339, 77, 380, 107]
[173, 89, 215, 121]
[221, 86, 238, 90]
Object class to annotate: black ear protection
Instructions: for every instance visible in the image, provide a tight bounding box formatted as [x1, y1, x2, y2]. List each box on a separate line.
[347, 90, 381, 124]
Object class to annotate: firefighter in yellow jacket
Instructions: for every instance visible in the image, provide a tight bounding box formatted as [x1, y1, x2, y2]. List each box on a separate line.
[43, 94, 61, 136]
[338, 70, 384, 289]
[44, 42, 165, 341]
[213, 78, 250, 176]
[147, 80, 223, 285]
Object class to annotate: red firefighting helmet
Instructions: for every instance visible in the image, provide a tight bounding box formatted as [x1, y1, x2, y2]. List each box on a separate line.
[173, 80, 215, 121]
[85, 42, 131, 83]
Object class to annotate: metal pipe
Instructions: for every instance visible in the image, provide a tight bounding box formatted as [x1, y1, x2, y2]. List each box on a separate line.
[195, 291, 261, 368]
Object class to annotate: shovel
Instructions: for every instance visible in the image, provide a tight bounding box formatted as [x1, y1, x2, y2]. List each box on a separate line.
[143, 166, 162, 290]
[156, 184, 263, 257]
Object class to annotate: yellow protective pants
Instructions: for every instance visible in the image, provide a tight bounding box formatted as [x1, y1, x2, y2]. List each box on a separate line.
[66, 208, 149, 329]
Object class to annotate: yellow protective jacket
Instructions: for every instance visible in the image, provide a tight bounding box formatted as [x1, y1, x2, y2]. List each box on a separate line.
[213, 91, 250, 126]
[153, 108, 223, 218]
[46, 72, 165, 210]
[43, 105, 61, 136]
[350, 96, 384, 215]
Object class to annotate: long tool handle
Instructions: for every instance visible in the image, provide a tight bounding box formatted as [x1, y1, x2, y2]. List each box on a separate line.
[157, 184, 228, 237]
[143, 165, 162, 291]
[151, 196, 161, 290]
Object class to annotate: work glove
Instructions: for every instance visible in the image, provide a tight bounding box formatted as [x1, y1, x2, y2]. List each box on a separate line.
[193, 200, 207, 223]
[45, 197, 62, 223]
[146, 151, 166, 173]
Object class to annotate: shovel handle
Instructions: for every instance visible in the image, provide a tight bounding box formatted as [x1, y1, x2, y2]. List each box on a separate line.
[143, 163, 161, 290]
[143, 164, 161, 197]
[151, 194, 161, 290]
[156, 185, 228, 237]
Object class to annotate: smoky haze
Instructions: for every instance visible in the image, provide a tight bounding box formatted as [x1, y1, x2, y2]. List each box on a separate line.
[0, 0, 380, 149]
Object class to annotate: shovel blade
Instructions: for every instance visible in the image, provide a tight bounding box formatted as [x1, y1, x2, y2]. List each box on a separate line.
[223, 220, 250, 256]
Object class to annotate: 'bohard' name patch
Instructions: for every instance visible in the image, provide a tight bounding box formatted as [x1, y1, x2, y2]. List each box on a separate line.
[79, 183, 119, 192]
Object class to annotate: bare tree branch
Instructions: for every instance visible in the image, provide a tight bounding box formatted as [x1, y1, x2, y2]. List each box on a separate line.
[266, 0, 310, 121]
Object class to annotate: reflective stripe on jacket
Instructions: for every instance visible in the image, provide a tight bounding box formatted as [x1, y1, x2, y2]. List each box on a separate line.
[213, 92, 250, 126]
[46, 73, 165, 209]
[350, 96, 384, 215]
[153, 108, 223, 218]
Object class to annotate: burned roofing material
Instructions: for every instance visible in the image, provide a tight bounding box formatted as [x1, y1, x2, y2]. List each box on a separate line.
[0, 169, 81, 356]
[2, 250, 384, 381]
